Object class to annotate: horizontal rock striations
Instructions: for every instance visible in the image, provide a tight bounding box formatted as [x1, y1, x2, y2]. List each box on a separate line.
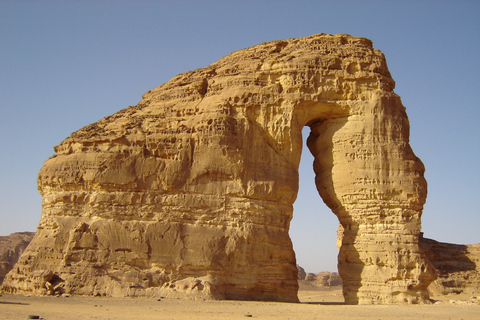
[420, 237, 480, 295]
[3, 33, 436, 304]
[0, 232, 35, 284]
[305, 271, 343, 287]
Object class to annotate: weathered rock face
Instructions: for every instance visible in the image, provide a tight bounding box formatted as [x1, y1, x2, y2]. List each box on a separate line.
[2, 33, 436, 304]
[420, 237, 480, 295]
[0, 232, 35, 284]
[304, 271, 343, 287]
[297, 265, 307, 280]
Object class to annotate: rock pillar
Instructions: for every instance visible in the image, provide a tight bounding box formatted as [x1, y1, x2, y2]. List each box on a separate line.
[306, 93, 435, 304]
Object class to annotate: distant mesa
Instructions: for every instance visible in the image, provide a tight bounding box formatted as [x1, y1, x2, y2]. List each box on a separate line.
[297, 265, 342, 287]
[0, 232, 35, 284]
[2, 33, 478, 304]
[420, 236, 480, 295]
[297, 265, 307, 280]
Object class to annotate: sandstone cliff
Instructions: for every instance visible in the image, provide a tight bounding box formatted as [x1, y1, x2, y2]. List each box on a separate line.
[0, 232, 35, 284]
[297, 265, 307, 280]
[305, 271, 343, 287]
[420, 237, 480, 295]
[3, 33, 436, 304]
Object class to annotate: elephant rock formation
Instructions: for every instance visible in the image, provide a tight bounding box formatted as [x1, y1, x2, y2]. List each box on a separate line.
[3, 33, 436, 304]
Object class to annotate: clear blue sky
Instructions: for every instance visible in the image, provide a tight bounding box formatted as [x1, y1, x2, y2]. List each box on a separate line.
[1, 0, 479, 273]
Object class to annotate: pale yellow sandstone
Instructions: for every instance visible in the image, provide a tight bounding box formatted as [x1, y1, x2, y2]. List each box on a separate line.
[3, 33, 436, 304]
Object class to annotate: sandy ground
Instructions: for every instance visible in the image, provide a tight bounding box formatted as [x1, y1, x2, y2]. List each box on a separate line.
[1, 287, 479, 320]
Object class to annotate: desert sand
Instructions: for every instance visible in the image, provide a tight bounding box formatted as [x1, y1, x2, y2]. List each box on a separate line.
[1, 286, 479, 320]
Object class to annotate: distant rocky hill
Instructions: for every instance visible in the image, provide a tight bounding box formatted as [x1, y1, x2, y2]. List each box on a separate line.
[297, 237, 480, 296]
[297, 265, 307, 280]
[420, 237, 480, 295]
[297, 265, 342, 289]
[0, 232, 35, 284]
[305, 271, 343, 287]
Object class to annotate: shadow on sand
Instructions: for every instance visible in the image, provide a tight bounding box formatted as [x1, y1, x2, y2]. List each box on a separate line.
[303, 301, 345, 305]
[0, 301, 30, 305]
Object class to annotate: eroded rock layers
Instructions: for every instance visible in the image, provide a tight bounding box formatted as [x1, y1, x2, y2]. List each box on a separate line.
[2, 33, 436, 304]
[0, 232, 35, 284]
[420, 237, 480, 295]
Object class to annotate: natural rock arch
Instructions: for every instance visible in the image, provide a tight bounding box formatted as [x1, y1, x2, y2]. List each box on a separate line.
[3, 33, 436, 304]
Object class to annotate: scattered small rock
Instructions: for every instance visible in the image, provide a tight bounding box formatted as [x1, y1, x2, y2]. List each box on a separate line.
[28, 316, 40, 319]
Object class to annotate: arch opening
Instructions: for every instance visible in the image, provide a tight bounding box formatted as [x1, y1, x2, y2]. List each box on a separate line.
[290, 126, 342, 301]
[288, 96, 435, 304]
[291, 103, 382, 304]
